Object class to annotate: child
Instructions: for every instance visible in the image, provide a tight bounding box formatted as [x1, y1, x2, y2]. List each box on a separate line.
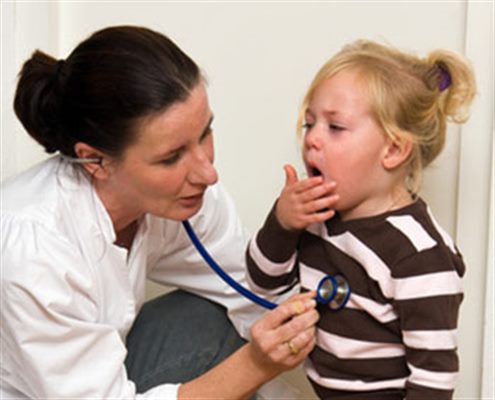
[246, 40, 476, 400]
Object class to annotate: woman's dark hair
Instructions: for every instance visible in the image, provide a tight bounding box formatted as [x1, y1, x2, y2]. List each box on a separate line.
[13, 25, 201, 157]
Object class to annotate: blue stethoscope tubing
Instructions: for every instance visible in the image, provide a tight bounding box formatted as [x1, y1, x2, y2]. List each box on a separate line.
[182, 220, 351, 311]
[182, 220, 277, 309]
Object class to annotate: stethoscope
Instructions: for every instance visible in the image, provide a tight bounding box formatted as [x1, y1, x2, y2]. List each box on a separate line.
[182, 220, 351, 311]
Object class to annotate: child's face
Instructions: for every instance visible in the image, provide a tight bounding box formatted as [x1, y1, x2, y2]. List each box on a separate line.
[303, 69, 392, 220]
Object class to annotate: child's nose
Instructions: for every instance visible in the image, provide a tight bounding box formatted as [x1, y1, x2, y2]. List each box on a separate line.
[304, 128, 323, 150]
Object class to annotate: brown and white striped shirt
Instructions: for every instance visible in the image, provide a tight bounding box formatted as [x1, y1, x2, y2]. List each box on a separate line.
[247, 198, 464, 400]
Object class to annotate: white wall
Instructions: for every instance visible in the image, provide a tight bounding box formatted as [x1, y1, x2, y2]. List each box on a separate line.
[458, 3, 494, 398]
[1, 1, 59, 180]
[1, 1, 493, 399]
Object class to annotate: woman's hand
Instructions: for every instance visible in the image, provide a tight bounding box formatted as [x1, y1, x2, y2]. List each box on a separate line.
[248, 291, 319, 375]
[276, 164, 338, 231]
[179, 292, 319, 399]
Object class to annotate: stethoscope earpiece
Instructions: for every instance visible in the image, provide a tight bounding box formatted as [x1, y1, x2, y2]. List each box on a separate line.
[60, 154, 103, 164]
[182, 220, 351, 311]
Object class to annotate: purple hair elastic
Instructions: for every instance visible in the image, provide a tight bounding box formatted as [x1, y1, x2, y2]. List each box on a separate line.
[437, 64, 452, 91]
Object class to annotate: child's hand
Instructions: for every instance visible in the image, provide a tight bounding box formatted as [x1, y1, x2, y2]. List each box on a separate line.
[275, 164, 338, 231]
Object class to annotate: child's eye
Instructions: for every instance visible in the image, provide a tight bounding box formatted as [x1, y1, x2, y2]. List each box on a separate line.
[302, 122, 313, 130]
[329, 124, 345, 132]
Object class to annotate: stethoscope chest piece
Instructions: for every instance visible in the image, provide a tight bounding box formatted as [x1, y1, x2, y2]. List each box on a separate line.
[316, 274, 351, 311]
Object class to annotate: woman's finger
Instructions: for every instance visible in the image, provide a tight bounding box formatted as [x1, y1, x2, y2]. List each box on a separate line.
[283, 326, 316, 357]
[274, 306, 319, 343]
[270, 328, 316, 367]
[255, 291, 317, 331]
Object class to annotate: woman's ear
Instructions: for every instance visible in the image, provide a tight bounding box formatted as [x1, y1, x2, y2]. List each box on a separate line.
[73, 142, 107, 178]
[381, 134, 413, 170]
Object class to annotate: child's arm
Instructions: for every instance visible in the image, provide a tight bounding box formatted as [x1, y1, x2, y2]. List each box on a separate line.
[394, 252, 463, 400]
[246, 164, 338, 294]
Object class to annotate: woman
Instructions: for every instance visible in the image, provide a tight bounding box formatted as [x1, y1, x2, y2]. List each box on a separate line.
[0, 25, 318, 399]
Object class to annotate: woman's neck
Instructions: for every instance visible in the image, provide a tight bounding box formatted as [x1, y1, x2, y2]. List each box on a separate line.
[114, 220, 139, 250]
[94, 182, 142, 237]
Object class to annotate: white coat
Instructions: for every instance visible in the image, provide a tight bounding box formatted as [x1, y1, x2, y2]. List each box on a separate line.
[1, 156, 266, 399]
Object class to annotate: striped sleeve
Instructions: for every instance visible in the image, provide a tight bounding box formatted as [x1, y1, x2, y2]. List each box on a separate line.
[246, 202, 301, 295]
[387, 215, 464, 400]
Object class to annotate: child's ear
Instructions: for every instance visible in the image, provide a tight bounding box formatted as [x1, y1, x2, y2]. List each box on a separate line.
[73, 142, 107, 178]
[381, 134, 413, 170]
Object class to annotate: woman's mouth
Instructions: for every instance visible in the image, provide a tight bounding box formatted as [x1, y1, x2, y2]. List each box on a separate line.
[179, 193, 204, 208]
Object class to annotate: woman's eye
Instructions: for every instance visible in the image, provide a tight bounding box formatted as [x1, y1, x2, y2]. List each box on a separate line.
[302, 122, 313, 130]
[200, 127, 213, 143]
[161, 152, 181, 166]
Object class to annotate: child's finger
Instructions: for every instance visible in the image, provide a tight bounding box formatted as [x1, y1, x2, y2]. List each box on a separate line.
[283, 164, 299, 186]
[310, 208, 337, 224]
[299, 181, 337, 202]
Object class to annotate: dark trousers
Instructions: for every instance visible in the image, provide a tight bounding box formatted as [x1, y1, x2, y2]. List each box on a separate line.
[125, 289, 246, 393]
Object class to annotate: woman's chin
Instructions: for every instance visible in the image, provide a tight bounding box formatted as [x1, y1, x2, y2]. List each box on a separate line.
[148, 201, 202, 222]
[173, 202, 204, 221]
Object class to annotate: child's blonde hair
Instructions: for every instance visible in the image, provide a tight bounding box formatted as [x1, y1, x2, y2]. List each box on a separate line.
[297, 40, 477, 194]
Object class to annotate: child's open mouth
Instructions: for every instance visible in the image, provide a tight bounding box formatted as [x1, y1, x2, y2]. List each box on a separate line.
[310, 167, 322, 177]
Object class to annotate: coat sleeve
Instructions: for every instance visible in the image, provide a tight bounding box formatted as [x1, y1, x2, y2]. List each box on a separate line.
[0, 215, 179, 400]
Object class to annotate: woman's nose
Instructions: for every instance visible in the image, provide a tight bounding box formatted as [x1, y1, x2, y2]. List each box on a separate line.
[189, 148, 218, 186]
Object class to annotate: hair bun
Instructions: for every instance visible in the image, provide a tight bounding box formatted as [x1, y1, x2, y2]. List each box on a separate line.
[13, 50, 68, 154]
